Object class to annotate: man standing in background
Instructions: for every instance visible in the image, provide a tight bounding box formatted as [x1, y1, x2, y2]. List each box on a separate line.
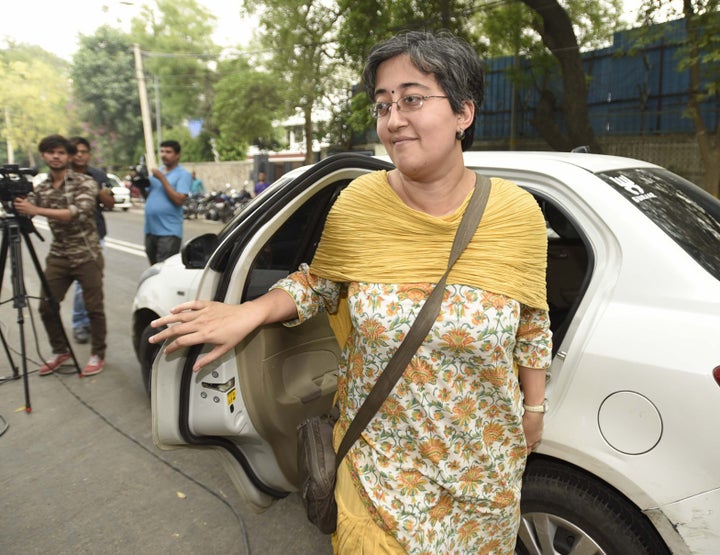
[190, 171, 205, 195]
[143, 140, 192, 265]
[69, 136, 114, 344]
[253, 170, 270, 196]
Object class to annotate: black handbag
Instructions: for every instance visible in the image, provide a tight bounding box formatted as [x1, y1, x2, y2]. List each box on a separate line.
[296, 175, 491, 534]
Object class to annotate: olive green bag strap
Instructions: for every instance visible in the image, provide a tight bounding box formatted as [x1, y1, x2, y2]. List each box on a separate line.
[335, 174, 492, 466]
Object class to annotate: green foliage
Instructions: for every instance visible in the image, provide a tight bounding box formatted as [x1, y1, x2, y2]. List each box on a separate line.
[336, 0, 477, 72]
[129, 0, 220, 129]
[0, 45, 71, 166]
[70, 26, 142, 169]
[156, 125, 214, 162]
[213, 135, 248, 162]
[243, 0, 346, 162]
[631, 0, 720, 195]
[212, 57, 286, 160]
[322, 90, 375, 150]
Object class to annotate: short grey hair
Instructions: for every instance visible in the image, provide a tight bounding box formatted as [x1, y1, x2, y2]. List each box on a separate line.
[362, 30, 485, 151]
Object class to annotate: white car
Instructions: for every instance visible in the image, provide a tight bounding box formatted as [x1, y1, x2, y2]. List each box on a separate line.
[108, 173, 132, 211]
[32, 171, 132, 211]
[133, 152, 720, 554]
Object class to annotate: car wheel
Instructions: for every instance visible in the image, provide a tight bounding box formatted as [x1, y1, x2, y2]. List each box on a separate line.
[138, 324, 164, 398]
[122, 207, 129, 211]
[516, 458, 670, 555]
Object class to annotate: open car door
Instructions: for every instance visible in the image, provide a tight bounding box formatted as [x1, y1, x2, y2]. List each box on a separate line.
[152, 154, 393, 510]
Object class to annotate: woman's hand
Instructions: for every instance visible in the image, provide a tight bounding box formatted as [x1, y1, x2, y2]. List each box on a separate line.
[149, 300, 264, 371]
[522, 411, 544, 454]
[148, 289, 299, 372]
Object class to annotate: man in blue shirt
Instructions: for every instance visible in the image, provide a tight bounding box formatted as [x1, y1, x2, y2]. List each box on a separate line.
[190, 171, 205, 195]
[143, 140, 192, 265]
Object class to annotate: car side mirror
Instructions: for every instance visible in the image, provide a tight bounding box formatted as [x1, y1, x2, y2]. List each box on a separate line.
[181, 233, 219, 269]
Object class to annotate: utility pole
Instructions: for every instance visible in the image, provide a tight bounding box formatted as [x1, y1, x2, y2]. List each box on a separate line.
[154, 74, 162, 154]
[133, 43, 157, 169]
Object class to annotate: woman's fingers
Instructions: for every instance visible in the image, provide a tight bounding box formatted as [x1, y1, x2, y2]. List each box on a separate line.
[192, 344, 234, 371]
[150, 301, 209, 329]
[147, 301, 258, 371]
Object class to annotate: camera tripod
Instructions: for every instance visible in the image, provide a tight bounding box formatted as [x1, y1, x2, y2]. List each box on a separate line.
[0, 213, 81, 413]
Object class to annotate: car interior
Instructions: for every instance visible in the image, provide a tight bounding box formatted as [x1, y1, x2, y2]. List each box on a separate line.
[539, 198, 592, 352]
[198, 177, 593, 490]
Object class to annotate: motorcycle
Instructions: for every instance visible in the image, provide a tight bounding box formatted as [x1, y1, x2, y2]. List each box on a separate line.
[204, 190, 233, 222]
[229, 189, 252, 218]
[183, 193, 203, 219]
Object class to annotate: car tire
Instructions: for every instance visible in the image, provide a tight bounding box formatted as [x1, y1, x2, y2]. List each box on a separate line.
[138, 324, 164, 398]
[516, 458, 670, 555]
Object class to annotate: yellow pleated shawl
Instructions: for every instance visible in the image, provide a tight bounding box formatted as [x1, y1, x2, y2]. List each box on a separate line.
[309, 170, 548, 346]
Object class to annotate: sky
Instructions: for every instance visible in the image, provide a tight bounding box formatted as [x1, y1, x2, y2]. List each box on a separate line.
[1, 0, 654, 62]
[0, 0, 255, 60]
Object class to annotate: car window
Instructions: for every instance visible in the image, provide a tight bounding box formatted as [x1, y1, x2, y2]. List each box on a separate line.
[535, 196, 592, 352]
[243, 183, 348, 301]
[599, 168, 720, 280]
[215, 173, 303, 244]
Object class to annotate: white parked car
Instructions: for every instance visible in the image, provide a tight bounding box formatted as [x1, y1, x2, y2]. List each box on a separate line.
[108, 173, 132, 211]
[133, 152, 720, 554]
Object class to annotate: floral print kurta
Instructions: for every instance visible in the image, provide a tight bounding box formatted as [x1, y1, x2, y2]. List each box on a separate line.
[274, 264, 552, 554]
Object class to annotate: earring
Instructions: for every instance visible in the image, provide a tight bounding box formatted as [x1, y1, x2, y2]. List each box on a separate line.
[456, 129, 466, 141]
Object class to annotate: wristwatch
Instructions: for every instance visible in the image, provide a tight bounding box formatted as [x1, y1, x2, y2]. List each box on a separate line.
[523, 399, 548, 413]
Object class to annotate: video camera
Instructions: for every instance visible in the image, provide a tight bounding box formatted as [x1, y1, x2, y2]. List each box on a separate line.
[0, 164, 36, 203]
[0, 165, 39, 234]
[130, 156, 150, 189]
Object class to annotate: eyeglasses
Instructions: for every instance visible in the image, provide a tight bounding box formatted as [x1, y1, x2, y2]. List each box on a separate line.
[75, 149, 90, 155]
[370, 95, 449, 119]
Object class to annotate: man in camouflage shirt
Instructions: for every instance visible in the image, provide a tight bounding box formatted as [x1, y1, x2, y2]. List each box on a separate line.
[13, 134, 107, 376]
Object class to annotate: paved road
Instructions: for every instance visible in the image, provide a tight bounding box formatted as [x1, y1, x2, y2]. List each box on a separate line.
[0, 207, 333, 554]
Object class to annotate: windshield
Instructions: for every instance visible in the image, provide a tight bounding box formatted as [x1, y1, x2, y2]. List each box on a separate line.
[216, 171, 302, 242]
[599, 168, 720, 280]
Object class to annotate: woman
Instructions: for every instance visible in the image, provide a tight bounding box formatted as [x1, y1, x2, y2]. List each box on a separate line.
[150, 31, 551, 554]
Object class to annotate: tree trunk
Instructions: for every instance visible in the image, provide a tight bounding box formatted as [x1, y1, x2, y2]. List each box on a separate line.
[683, 0, 720, 196]
[521, 0, 602, 153]
[531, 90, 573, 151]
[304, 104, 314, 165]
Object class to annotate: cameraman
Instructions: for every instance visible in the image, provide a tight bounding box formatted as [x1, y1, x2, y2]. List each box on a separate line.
[13, 134, 107, 376]
[143, 140, 191, 265]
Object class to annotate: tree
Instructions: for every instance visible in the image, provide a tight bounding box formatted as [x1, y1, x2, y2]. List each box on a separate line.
[334, 0, 620, 153]
[337, 0, 477, 65]
[129, 0, 220, 132]
[516, 0, 624, 153]
[211, 57, 286, 160]
[636, 0, 719, 196]
[70, 26, 142, 169]
[0, 44, 71, 166]
[243, 0, 347, 164]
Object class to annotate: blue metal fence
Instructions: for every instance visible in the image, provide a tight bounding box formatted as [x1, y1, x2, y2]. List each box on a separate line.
[477, 18, 719, 141]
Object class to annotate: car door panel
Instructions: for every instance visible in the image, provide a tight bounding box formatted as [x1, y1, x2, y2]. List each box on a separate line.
[235, 315, 339, 487]
[153, 155, 392, 506]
